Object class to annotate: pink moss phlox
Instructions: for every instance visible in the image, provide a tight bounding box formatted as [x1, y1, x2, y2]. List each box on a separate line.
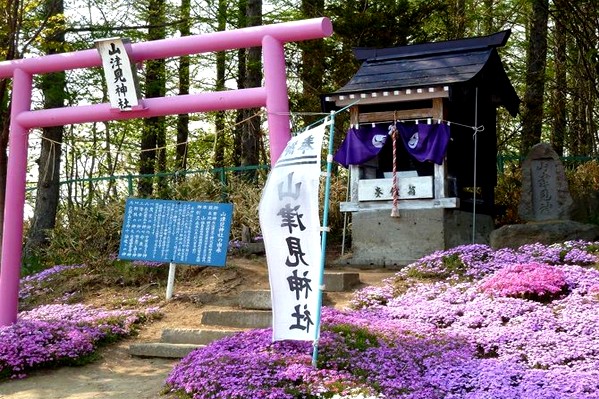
[480, 262, 567, 299]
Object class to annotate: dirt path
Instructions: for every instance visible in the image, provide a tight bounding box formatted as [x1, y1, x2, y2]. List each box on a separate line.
[0, 340, 175, 399]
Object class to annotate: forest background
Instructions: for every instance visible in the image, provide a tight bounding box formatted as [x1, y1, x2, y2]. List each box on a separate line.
[1, 0, 599, 270]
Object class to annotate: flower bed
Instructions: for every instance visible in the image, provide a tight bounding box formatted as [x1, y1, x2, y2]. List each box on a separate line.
[0, 303, 160, 380]
[165, 241, 599, 399]
[480, 262, 567, 300]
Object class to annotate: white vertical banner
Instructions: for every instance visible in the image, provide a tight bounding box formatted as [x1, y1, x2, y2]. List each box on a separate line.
[259, 122, 327, 341]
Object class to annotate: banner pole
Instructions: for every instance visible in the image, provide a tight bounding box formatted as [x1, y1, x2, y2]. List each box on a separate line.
[312, 111, 336, 368]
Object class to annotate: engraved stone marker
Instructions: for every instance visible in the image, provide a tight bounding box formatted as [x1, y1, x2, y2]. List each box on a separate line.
[518, 143, 572, 222]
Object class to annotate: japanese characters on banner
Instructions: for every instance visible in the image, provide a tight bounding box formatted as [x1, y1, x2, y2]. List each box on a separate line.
[259, 122, 327, 342]
[95, 38, 141, 111]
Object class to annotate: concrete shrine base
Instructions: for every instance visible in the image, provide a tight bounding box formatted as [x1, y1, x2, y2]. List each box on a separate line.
[337, 208, 494, 268]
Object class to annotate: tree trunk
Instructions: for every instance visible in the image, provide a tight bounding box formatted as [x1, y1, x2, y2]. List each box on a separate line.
[551, 5, 567, 156]
[24, 0, 66, 255]
[139, 0, 166, 197]
[240, 0, 262, 179]
[447, 0, 467, 39]
[520, 0, 549, 157]
[233, 0, 247, 167]
[213, 0, 227, 170]
[553, 1, 599, 103]
[175, 0, 191, 178]
[299, 0, 325, 127]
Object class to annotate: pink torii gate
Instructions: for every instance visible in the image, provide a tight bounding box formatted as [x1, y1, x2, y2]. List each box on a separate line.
[0, 17, 333, 326]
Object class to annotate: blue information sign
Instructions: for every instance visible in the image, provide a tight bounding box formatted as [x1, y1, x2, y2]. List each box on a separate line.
[118, 198, 233, 266]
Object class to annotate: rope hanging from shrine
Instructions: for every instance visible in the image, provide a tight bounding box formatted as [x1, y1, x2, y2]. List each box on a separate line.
[390, 113, 400, 218]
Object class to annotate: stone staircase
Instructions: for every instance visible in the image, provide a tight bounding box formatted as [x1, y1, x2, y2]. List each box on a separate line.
[129, 271, 364, 358]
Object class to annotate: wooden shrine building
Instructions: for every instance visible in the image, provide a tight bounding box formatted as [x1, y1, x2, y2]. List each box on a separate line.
[323, 30, 520, 267]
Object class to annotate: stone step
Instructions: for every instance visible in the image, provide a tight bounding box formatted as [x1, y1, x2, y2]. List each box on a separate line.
[129, 271, 366, 358]
[201, 309, 272, 329]
[237, 271, 361, 310]
[240, 289, 271, 310]
[323, 271, 360, 292]
[129, 342, 201, 358]
[161, 328, 240, 345]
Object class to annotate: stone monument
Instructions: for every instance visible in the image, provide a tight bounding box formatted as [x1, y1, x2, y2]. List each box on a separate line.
[518, 142, 573, 222]
[490, 143, 599, 248]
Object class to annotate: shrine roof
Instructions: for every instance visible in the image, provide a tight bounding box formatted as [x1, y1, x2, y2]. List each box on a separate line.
[324, 30, 520, 116]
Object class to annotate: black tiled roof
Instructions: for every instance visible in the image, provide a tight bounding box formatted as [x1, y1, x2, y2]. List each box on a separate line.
[327, 30, 520, 116]
[352, 30, 511, 61]
[338, 49, 493, 92]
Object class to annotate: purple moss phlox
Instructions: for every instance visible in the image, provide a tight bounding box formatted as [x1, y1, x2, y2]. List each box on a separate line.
[0, 303, 160, 380]
[167, 241, 599, 399]
[19, 264, 85, 300]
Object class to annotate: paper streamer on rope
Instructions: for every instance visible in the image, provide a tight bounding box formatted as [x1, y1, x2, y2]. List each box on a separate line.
[259, 122, 326, 342]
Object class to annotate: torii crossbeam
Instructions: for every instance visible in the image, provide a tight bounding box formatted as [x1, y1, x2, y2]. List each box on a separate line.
[0, 17, 333, 325]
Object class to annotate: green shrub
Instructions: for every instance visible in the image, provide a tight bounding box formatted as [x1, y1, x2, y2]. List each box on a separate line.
[495, 159, 599, 226]
[44, 201, 125, 267]
[568, 160, 599, 224]
[494, 165, 523, 226]
[35, 169, 349, 269]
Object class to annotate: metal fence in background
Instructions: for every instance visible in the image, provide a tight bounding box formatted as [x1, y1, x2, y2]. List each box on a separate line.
[25, 165, 270, 213]
[24, 154, 599, 212]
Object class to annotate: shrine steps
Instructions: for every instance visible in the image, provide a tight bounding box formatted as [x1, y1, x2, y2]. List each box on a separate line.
[129, 270, 382, 359]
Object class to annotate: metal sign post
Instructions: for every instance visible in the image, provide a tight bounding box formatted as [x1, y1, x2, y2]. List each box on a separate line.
[166, 262, 177, 300]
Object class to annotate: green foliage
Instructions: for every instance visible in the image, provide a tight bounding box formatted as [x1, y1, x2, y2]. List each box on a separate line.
[318, 323, 381, 372]
[495, 163, 523, 226]
[402, 253, 467, 281]
[21, 252, 46, 277]
[495, 159, 599, 226]
[320, 172, 348, 244]
[568, 160, 599, 224]
[442, 253, 467, 275]
[110, 260, 168, 287]
[168, 173, 264, 241]
[324, 0, 449, 89]
[44, 201, 125, 267]
[329, 324, 380, 352]
[37, 170, 355, 269]
[19, 265, 91, 311]
[403, 266, 447, 281]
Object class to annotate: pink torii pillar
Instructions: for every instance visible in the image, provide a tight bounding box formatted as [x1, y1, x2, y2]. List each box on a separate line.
[0, 17, 333, 326]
